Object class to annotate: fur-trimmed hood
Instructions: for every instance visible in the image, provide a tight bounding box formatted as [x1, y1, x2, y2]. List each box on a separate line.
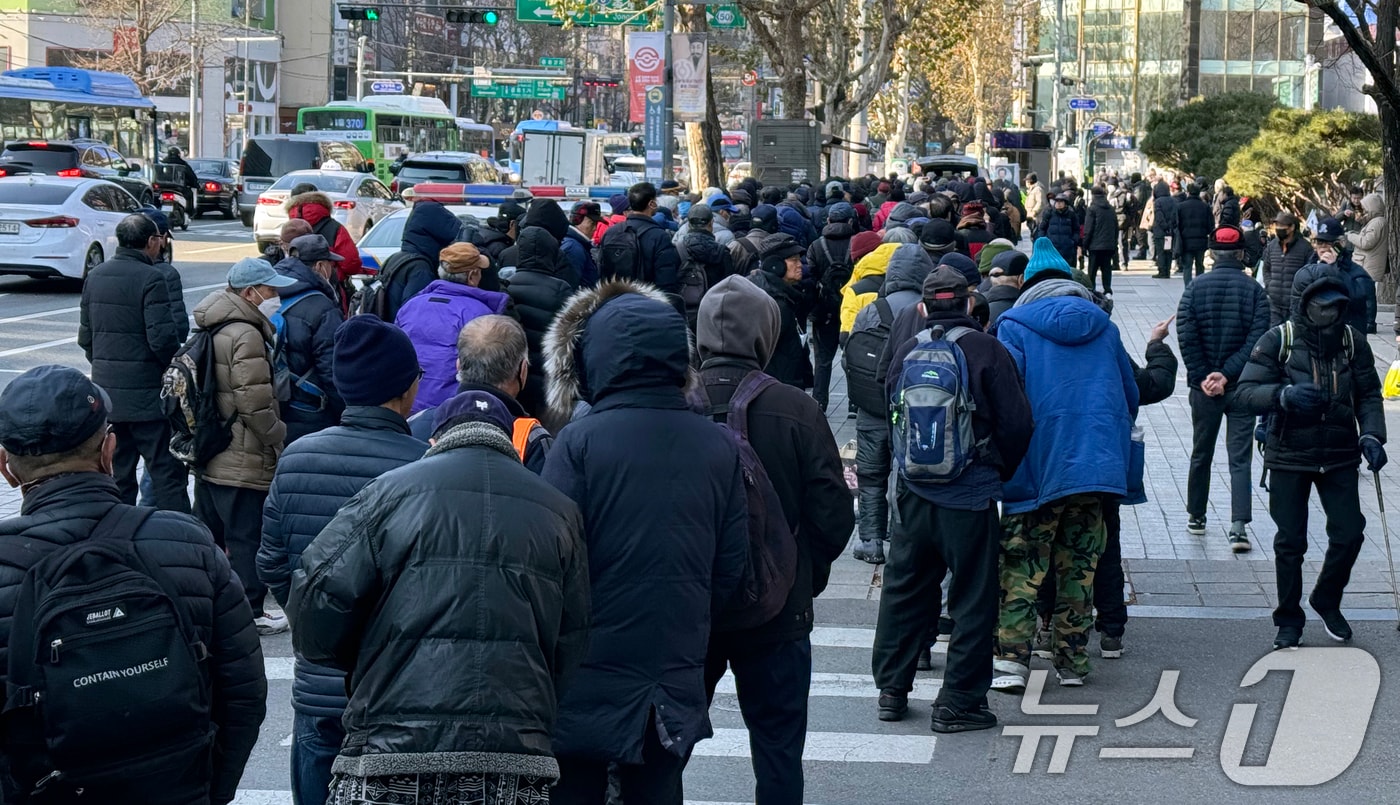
[285, 190, 333, 214]
[544, 280, 694, 420]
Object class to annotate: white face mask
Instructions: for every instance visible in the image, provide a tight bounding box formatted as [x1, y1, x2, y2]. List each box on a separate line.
[255, 290, 282, 320]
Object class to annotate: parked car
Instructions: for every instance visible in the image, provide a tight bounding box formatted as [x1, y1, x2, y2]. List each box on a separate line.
[187, 157, 240, 219]
[253, 170, 402, 251]
[914, 155, 981, 180]
[0, 176, 142, 282]
[388, 151, 500, 196]
[0, 140, 157, 207]
[237, 135, 369, 227]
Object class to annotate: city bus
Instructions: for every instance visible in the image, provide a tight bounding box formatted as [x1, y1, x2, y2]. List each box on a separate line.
[0, 67, 156, 164]
[455, 118, 499, 162]
[721, 130, 747, 167]
[298, 95, 459, 183]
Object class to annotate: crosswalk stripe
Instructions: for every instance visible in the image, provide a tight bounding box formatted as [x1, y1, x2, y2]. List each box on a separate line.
[235, 793, 830, 805]
[715, 671, 939, 699]
[693, 728, 936, 764]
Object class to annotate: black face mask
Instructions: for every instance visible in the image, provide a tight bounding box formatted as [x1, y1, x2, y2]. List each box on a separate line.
[1306, 299, 1344, 328]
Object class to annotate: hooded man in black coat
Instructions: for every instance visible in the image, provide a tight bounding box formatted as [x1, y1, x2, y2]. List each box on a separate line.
[0, 365, 266, 805]
[273, 234, 347, 444]
[747, 233, 814, 390]
[1175, 183, 1215, 285]
[77, 214, 187, 512]
[806, 202, 857, 411]
[380, 199, 463, 320]
[1081, 186, 1119, 294]
[542, 281, 748, 805]
[506, 227, 577, 421]
[677, 203, 735, 333]
[1236, 273, 1386, 650]
[1176, 225, 1270, 551]
[1149, 180, 1178, 279]
[257, 316, 425, 805]
[693, 275, 854, 804]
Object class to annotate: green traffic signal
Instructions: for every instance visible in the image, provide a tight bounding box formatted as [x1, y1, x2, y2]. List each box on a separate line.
[483, 9, 498, 23]
[366, 7, 379, 19]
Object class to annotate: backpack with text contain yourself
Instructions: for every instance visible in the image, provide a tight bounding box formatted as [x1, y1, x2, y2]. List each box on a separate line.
[162, 321, 237, 469]
[599, 220, 643, 283]
[270, 290, 330, 413]
[842, 298, 894, 416]
[703, 370, 799, 632]
[1, 505, 214, 798]
[892, 325, 980, 483]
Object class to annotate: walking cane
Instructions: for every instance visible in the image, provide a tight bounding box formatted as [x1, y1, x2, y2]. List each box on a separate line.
[1372, 471, 1400, 630]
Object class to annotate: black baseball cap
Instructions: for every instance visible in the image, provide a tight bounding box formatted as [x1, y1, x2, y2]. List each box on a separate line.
[0, 365, 110, 457]
[571, 201, 603, 224]
[289, 233, 343, 263]
[499, 201, 527, 224]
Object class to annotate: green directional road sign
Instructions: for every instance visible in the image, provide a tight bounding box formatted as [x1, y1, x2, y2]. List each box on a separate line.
[471, 78, 569, 100]
[517, 0, 640, 25]
[540, 56, 566, 69]
[706, 5, 746, 28]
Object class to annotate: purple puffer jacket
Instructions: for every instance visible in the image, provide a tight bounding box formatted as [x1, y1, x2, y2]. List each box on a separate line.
[396, 279, 511, 413]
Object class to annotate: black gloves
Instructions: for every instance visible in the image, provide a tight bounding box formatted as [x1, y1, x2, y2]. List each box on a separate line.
[1361, 434, 1388, 473]
[1279, 382, 1328, 417]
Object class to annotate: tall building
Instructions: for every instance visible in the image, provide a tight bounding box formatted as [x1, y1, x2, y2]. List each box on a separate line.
[1033, 0, 1324, 136]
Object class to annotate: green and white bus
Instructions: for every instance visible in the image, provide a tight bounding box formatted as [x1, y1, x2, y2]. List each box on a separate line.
[298, 95, 459, 183]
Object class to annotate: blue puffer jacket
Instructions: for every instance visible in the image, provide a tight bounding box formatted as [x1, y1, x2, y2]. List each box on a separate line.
[996, 289, 1139, 514]
[257, 406, 426, 717]
[272, 256, 345, 443]
[1039, 206, 1080, 266]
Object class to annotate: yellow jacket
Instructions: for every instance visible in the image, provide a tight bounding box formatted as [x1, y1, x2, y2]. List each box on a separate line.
[840, 243, 898, 333]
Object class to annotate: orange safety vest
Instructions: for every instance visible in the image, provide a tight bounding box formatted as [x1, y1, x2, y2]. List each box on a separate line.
[511, 417, 540, 462]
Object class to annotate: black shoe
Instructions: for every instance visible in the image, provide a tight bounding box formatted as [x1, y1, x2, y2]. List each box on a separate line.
[1273, 625, 1302, 650]
[1153, 273, 1172, 279]
[1309, 597, 1352, 642]
[931, 703, 998, 733]
[1100, 634, 1123, 659]
[1186, 515, 1206, 536]
[1228, 525, 1251, 553]
[853, 539, 886, 564]
[916, 647, 933, 671]
[878, 689, 909, 722]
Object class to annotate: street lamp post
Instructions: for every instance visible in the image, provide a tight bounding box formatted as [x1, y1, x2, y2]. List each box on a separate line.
[660, 0, 675, 184]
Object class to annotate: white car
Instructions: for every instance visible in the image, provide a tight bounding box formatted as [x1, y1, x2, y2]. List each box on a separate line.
[0, 176, 142, 282]
[252, 170, 403, 250]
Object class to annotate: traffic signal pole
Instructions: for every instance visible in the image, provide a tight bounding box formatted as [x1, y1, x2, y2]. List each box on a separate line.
[661, 0, 674, 185]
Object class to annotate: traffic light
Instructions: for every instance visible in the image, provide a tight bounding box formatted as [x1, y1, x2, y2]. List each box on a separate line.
[446, 8, 501, 23]
[339, 6, 380, 19]
[581, 77, 619, 88]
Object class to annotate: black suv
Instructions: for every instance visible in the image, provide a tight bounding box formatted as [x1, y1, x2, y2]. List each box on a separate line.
[0, 140, 156, 207]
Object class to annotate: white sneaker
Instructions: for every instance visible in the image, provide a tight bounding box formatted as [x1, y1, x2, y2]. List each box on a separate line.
[255, 611, 289, 635]
[991, 659, 1029, 694]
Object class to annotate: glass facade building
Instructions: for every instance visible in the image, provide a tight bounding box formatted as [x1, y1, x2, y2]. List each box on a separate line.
[1034, 0, 1323, 135]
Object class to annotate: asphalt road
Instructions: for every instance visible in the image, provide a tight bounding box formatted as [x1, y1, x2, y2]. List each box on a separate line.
[6, 223, 1400, 804]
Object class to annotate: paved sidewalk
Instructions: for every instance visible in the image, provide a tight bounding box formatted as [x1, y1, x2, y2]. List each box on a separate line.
[821, 258, 1400, 618]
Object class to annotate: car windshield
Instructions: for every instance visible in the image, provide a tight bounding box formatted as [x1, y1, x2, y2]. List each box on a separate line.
[0, 146, 77, 173]
[270, 174, 353, 193]
[188, 159, 230, 176]
[0, 183, 77, 204]
[242, 140, 320, 178]
[399, 164, 467, 183]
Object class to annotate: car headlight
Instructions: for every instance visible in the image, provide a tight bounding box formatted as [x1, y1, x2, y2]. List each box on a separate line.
[509, 171, 521, 183]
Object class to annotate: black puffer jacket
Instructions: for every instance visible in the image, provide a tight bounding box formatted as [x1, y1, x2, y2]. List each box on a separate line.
[747, 269, 813, 389]
[1081, 194, 1118, 252]
[78, 247, 181, 421]
[1262, 235, 1316, 326]
[257, 406, 426, 719]
[1214, 191, 1241, 227]
[1175, 254, 1270, 387]
[523, 199, 580, 288]
[541, 281, 747, 764]
[507, 227, 577, 418]
[154, 258, 190, 343]
[0, 474, 266, 804]
[1150, 182, 1177, 237]
[1175, 196, 1214, 252]
[272, 257, 345, 443]
[1236, 276, 1386, 472]
[1040, 206, 1080, 265]
[288, 421, 587, 778]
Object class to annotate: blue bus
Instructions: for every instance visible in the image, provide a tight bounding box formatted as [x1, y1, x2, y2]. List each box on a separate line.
[0, 67, 156, 164]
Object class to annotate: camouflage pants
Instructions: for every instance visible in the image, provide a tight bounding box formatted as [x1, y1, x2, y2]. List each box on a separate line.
[997, 494, 1107, 676]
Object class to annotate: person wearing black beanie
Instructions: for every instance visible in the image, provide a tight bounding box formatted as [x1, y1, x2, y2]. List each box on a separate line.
[745, 233, 812, 388]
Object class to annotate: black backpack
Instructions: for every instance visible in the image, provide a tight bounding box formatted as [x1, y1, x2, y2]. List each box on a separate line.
[599, 221, 642, 282]
[163, 322, 236, 469]
[349, 252, 422, 322]
[816, 238, 854, 313]
[675, 238, 708, 311]
[843, 298, 894, 415]
[702, 371, 799, 632]
[2, 505, 214, 797]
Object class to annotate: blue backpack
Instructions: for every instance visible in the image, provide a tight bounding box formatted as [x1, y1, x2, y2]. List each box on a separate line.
[270, 291, 329, 413]
[892, 325, 979, 483]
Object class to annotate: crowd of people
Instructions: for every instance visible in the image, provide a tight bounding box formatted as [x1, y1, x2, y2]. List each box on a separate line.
[0, 164, 1387, 804]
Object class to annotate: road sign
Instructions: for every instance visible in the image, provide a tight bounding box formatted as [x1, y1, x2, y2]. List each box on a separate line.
[1091, 122, 1114, 135]
[706, 5, 746, 28]
[1068, 96, 1098, 111]
[371, 80, 405, 94]
[740, 70, 757, 87]
[540, 56, 566, 69]
[415, 11, 445, 37]
[227, 114, 245, 129]
[470, 78, 569, 100]
[517, 0, 638, 25]
[1097, 134, 1135, 150]
[644, 86, 665, 181]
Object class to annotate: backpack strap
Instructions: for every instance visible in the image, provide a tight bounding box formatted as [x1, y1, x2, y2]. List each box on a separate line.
[873, 298, 893, 327]
[725, 371, 780, 441]
[1277, 321, 1293, 364]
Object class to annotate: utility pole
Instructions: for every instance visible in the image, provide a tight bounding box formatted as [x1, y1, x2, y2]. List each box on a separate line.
[660, 0, 674, 184]
[1050, 0, 1063, 179]
[187, 0, 198, 157]
[243, 0, 252, 138]
[356, 35, 367, 101]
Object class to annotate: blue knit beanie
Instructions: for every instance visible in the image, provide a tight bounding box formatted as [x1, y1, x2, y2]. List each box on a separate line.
[1024, 237, 1074, 284]
[333, 315, 421, 406]
[937, 252, 982, 289]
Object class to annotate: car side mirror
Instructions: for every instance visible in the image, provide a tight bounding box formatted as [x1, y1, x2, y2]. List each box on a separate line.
[387, 162, 400, 175]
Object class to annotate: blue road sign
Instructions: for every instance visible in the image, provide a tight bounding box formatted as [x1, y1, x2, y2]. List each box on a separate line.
[1068, 96, 1098, 111]
[371, 80, 405, 94]
[644, 86, 665, 182]
[1091, 122, 1114, 135]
